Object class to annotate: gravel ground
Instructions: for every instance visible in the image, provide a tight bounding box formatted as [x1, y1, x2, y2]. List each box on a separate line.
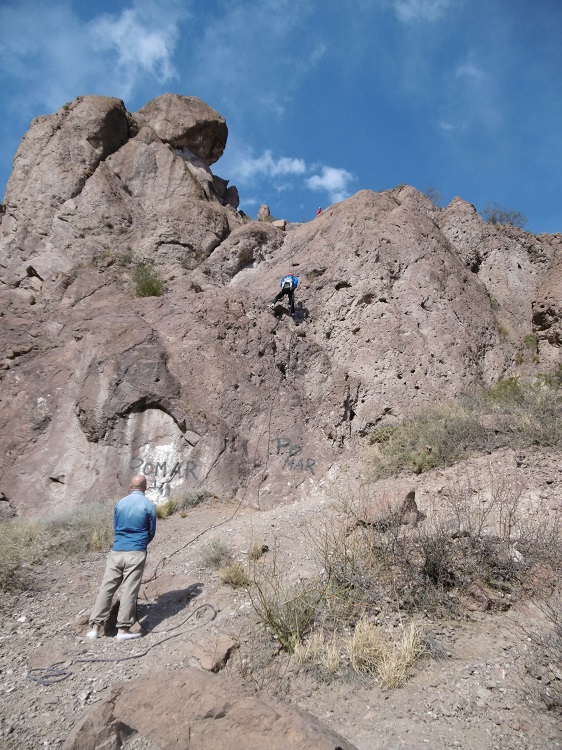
[2, 455, 562, 750]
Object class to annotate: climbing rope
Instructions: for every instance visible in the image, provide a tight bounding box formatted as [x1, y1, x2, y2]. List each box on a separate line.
[27, 285, 298, 688]
[28, 603, 217, 686]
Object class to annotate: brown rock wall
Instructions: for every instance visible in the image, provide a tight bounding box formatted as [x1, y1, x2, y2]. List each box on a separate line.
[1, 94, 561, 517]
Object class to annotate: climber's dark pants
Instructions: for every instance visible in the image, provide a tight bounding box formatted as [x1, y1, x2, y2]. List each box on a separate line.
[273, 288, 295, 315]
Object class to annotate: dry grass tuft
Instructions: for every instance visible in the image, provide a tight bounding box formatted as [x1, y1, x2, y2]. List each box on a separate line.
[157, 488, 215, 520]
[200, 537, 232, 570]
[43, 503, 114, 554]
[248, 541, 268, 561]
[376, 620, 426, 689]
[347, 616, 426, 688]
[0, 503, 114, 591]
[218, 562, 250, 588]
[294, 629, 341, 674]
[348, 616, 386, 678]
[0, 518, 42, 590]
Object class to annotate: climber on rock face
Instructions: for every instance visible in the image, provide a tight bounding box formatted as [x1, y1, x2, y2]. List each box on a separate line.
[269, 274, 298, 317]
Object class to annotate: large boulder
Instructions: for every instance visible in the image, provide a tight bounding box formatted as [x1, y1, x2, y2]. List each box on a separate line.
[0, 94, 239, 292]
[438, 197, 559, 355]
[2, 96, 131, 257]
[62, 667, 358, 750]
[533, 265, 562, 344]
[134, 93, 228, 165]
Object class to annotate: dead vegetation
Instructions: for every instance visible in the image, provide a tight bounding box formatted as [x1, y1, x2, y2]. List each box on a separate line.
[0, 503, 114, 591]
[156, 488, 215, 519]
[369, 373, 562, 477]
[240, 468, 562, 693]
[517, 588, 562, 714]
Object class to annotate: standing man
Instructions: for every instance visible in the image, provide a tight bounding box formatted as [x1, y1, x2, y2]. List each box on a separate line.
[87, 474, 156, 640]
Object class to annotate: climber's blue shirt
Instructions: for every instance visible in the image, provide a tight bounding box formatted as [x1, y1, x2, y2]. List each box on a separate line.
[112, 490, 157, 552]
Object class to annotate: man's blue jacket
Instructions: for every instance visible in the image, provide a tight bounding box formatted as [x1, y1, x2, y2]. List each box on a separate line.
[112, 490, 156, 552]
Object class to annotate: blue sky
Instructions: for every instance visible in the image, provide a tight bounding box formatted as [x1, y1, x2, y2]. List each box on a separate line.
[0, 0, 560, 233]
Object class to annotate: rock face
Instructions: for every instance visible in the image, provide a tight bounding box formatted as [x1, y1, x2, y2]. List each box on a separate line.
[62, 667, 358, 750]
[1, 94, 562, 517]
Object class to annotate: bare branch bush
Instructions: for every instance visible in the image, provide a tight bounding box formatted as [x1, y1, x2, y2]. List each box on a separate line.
[226, 629, 293, 697]
[313, 471, 562, 620]
[199, 537, 233, 569]
[247, 547, 327, 653]
[517, 588, 562, 713]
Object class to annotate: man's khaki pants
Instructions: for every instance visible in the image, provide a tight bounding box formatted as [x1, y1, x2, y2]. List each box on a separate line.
[89, 550, 147, 630]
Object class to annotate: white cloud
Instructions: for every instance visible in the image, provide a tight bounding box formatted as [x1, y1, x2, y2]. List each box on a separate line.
[393, 0, 454, 23]
[188, 1, 322, 117]
[234, 150, 306, 182]
[223, 146, 354, 205]
[306, 166, 354, 203]
[0, 0, 189, 115]
[89, 1, 187, 98]
[455, 62, 485, 81]
[441, 56, 502, 131]
[438, 120, 460, 132]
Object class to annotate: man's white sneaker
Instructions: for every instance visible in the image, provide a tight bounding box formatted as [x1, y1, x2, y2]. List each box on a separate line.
[116, 632, 141, 640]
[86, 628, 99, 639]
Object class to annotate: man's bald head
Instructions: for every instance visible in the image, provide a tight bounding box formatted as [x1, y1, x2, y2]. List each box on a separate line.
[130, 474, 147, 492]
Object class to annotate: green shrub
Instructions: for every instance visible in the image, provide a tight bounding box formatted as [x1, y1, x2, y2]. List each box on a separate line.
[132, 262, 164, 297]
[116, 248, 135, 267]
[498, 324, 509, 340]
[369, 401, 487, 478]
[248, 572, 325, 652]
[524, 333, 538, 353]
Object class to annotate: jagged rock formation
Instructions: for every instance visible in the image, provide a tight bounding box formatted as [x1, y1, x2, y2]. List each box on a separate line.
[1, 94, 562, 517]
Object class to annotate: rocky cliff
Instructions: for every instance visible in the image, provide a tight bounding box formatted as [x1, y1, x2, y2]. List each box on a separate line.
[1, 94, 561, 517]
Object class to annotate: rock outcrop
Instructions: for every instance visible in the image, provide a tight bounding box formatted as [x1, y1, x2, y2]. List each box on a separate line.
[1, 94, 562, 517]
[62, 667, 358, 750]
[134, 93, 228, 164]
